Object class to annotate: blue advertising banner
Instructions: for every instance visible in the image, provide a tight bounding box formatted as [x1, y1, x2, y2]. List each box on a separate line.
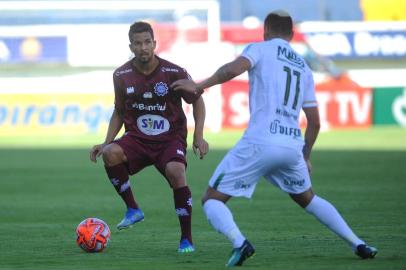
[0, 36, 67, 63]
[305, 30, 406, 59]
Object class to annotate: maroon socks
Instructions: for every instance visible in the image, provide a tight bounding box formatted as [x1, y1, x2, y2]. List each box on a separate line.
[173, 186, 193, 243]
[105, 164, 138, 209]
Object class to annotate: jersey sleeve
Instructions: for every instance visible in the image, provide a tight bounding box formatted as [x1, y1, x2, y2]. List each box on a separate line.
[177, 68, 200, 104]
[113, 74, 125, 113]
[302, 72, 318, 108]
[241, 43, 261, 68]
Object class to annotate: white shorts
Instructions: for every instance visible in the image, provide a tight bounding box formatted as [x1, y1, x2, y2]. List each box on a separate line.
[208, 140, 312, 198]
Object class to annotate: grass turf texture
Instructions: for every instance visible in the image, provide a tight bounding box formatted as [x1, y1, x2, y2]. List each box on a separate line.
[0, 127, 405, 150]
[0, 128, 405, 269]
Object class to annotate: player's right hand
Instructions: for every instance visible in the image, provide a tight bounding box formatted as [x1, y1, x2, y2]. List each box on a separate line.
[193, 138, 209, 159]
[89, 143, 106, 163]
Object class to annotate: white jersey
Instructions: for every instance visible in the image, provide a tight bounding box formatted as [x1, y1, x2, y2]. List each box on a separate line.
[240, 38, 318, 149]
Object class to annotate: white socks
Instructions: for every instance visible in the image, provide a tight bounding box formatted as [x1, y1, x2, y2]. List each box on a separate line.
[305, 195, 365, 249]
[203, 199, 246, 248]
[203, 196, 365, 250]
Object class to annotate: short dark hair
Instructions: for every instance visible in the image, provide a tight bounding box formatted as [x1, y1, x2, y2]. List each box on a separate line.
[264, 10, 293, 37]
[128, 21, 154, 43]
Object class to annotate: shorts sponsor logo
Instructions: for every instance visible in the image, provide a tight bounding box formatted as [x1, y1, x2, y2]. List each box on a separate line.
[176, 149, 184, 156]
[270, 120, 301, 138]
[132, 102, 166, 111]
[154, 82, 168, 96]
[234, 180, 251, 190]
[137, 114, 170, 135]
[283, 178, 305, 187]
[187, 197, 192, 206]
[161, 67, 179, 73]
[126, 86, 135, 94]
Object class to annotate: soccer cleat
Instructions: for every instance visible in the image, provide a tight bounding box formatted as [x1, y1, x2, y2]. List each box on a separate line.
[226, 240, 255, 267]
[178, 238, 195, 253]
[116, 208, 144, 230]
[355, 244, 378, 259]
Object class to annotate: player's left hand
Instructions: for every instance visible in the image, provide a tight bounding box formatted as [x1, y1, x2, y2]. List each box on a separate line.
[89, 143, 106, 163]
[171, 79, 199, 94]
[192, 138, 209, 159]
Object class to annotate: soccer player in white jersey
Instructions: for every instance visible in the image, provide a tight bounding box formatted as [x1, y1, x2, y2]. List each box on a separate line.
[172, 10, 377, 266]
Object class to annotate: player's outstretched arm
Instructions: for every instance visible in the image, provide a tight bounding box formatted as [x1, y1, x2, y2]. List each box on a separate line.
[89, 109, 124, 163]
[192, 96, 209, 159]
[171, 56, 251, 94]
[302, 106, 321, 173]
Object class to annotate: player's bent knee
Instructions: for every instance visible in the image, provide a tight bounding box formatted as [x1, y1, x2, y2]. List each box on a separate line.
[290, 188, 315, 208]
[102, 144, 126, 166]
[201, 187, 230, 205]
[201, 194, 210, 205]
[165, 162, 186, 188]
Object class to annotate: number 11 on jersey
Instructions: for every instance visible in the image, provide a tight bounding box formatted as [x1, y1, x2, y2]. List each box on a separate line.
[283, 66, 301, 110]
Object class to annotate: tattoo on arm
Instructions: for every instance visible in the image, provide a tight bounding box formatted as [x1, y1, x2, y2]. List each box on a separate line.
[215, 63, 236, 83]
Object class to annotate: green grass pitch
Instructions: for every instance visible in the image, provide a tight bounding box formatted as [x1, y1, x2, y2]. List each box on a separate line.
[0, 127, 405, 270]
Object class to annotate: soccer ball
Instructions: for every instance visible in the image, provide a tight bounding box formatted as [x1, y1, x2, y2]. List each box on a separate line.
[76, 218, 111, 253]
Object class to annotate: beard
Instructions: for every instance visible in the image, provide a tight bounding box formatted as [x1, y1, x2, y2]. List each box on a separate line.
[138, 53, 152, 63]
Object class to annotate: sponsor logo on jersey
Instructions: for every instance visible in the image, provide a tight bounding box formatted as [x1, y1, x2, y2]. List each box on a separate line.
[126, 86, 135, 94]
[161, 67, 179, 73]
[143, 92, 153, 99]
[154, 82, 168, 96]
[283, 178, 305, 187]
[137, 114, 170, 135]
[275, 108, 298, 120]
[277, 46, 305, 69]
[115, 68, 132, 76]
[176, 149, 184, 156]
[132, 102, 166, 111]
[270, 120, 301, 138]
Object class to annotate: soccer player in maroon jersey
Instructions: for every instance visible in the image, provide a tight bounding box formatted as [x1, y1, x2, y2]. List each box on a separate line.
[89, 21, 208, 253]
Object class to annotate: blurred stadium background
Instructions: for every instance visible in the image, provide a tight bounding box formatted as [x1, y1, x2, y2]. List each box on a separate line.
[0, 0, 405, 144]
[0, 1, 405, 269]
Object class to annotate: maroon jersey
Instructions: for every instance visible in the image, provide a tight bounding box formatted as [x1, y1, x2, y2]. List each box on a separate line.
[113, 56, 198, 143]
